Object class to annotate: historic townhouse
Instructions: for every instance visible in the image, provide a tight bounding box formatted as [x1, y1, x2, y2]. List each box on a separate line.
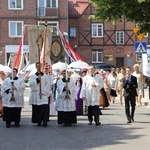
[68, 0, 150, 68]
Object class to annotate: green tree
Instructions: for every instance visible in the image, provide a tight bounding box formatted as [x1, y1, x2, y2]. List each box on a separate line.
[90, 0, 150, 33]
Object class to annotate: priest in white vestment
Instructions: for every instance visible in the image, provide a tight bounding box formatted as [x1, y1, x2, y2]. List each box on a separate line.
[29, 62, 51, 127]
[80, 66, 104, 126]
[55, 70, 77, 126]
[1, 68, 25, 128]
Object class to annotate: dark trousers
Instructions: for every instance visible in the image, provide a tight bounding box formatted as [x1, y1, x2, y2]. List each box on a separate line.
[37, 104, 49, 124]
[32, 104, 49, 124]
[57, 111, 77, 124]
[124, 95, 136, 121]
[3, 107, 21, 125]
[88, 105, 100, 123]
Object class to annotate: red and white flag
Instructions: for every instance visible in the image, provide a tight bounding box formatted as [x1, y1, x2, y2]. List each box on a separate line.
[14, 27, 26, 69]
[57, 28, 84, 62]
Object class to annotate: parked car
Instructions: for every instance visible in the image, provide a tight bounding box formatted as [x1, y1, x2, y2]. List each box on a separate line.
[93, 63, 116, 71]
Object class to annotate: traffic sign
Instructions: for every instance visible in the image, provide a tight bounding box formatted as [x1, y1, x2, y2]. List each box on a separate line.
[133, 27, 145, 41]
[134, 42, 147, 54]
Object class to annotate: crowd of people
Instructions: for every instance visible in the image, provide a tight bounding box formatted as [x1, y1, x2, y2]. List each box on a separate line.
[0, 62, 145, 128]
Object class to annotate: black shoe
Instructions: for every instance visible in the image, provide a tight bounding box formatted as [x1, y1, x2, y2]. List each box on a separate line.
[63, 123, 68, 127]
[37, 123, 41, 126]
[127, 120, 131, 123]
[67, 123, 71, 126]
[131, 118, 134, 122]
[96, 122, 101, 126]
[15, 124, 20, 127]
[43, 122, 47, 127]
[6, 124, 10, 128]
[88, 122, 92, 125]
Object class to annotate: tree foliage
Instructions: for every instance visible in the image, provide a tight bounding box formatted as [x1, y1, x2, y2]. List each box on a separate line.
[89, 0, 150, 33]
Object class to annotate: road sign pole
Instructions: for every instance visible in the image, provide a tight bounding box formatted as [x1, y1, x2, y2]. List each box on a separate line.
[141, 56, 145, 98]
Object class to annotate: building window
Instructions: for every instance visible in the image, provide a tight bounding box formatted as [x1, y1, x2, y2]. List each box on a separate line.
[69, 27, 76, 38]
[9, 21, 23, 37]
[38, 21, 59, 35]
[49, 22, 58, 35]
[9, 0, 23, 9]
[46, 0, 57, 7]
[92, 23, 103, 38]
[92, 50, 103, 63]
[136, 54, 142, 62]
[38, 0, 58, 8]
[38, 0, 58, 16]
[116, 31, 124, 44]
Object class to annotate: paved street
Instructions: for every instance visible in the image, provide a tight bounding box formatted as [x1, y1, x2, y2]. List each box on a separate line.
[0, 87, 150, 150]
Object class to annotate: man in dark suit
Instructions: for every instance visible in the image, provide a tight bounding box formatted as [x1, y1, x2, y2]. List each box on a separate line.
[123, 66, 138, 123]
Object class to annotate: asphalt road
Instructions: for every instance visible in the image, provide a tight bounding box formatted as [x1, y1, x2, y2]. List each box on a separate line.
[0, 87, 150, 150]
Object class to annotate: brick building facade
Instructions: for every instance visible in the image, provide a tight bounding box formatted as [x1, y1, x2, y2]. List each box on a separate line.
[0, 0, 149, 69]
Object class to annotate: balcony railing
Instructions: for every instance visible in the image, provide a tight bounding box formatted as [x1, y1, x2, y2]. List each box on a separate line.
[37, 7, 58, 18]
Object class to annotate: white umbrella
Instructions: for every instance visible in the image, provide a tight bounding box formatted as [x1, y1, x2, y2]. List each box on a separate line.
[25, 63, 36, 71]
[69, 60, 89, 69]
[0, 64, 4, 71]
[52, 61, 68, 70]
[0, 65, 12, 73]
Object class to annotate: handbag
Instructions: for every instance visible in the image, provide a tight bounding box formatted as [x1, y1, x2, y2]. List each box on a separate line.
[110, 89, 117, 97]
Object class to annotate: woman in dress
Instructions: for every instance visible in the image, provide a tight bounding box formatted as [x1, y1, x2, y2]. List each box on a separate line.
[132, 64, 144, 106]
[115, 67, 126, 105]
[107, 69, 117, 103]
[98, 71, 109, 108]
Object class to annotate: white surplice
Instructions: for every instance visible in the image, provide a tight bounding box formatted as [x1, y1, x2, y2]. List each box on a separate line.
[55, 78, 76, 112]
[29, 73, 51, 105]
[1, 77, 25, 108]
[80, 74, 104, 106]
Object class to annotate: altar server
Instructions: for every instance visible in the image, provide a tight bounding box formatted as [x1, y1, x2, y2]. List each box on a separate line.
[1, 68, 25, 128]
[55, 70, 77, 126]
[29, 62, 51, 127]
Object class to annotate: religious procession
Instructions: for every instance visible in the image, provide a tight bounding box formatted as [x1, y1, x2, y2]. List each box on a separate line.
[0, 25, 146, 128]
[0, 59, 146, 128]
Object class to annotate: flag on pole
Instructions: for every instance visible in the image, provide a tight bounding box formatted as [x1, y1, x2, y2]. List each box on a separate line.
[27, 26, 42, 64]
[27, 25, 52, 65]
[57, 28, 84, 62]
[14, 27, 26, 69]
[40, 27, 52, 71]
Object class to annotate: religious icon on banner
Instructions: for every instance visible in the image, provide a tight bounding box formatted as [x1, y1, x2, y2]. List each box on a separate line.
[51, 41, 61, 57]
